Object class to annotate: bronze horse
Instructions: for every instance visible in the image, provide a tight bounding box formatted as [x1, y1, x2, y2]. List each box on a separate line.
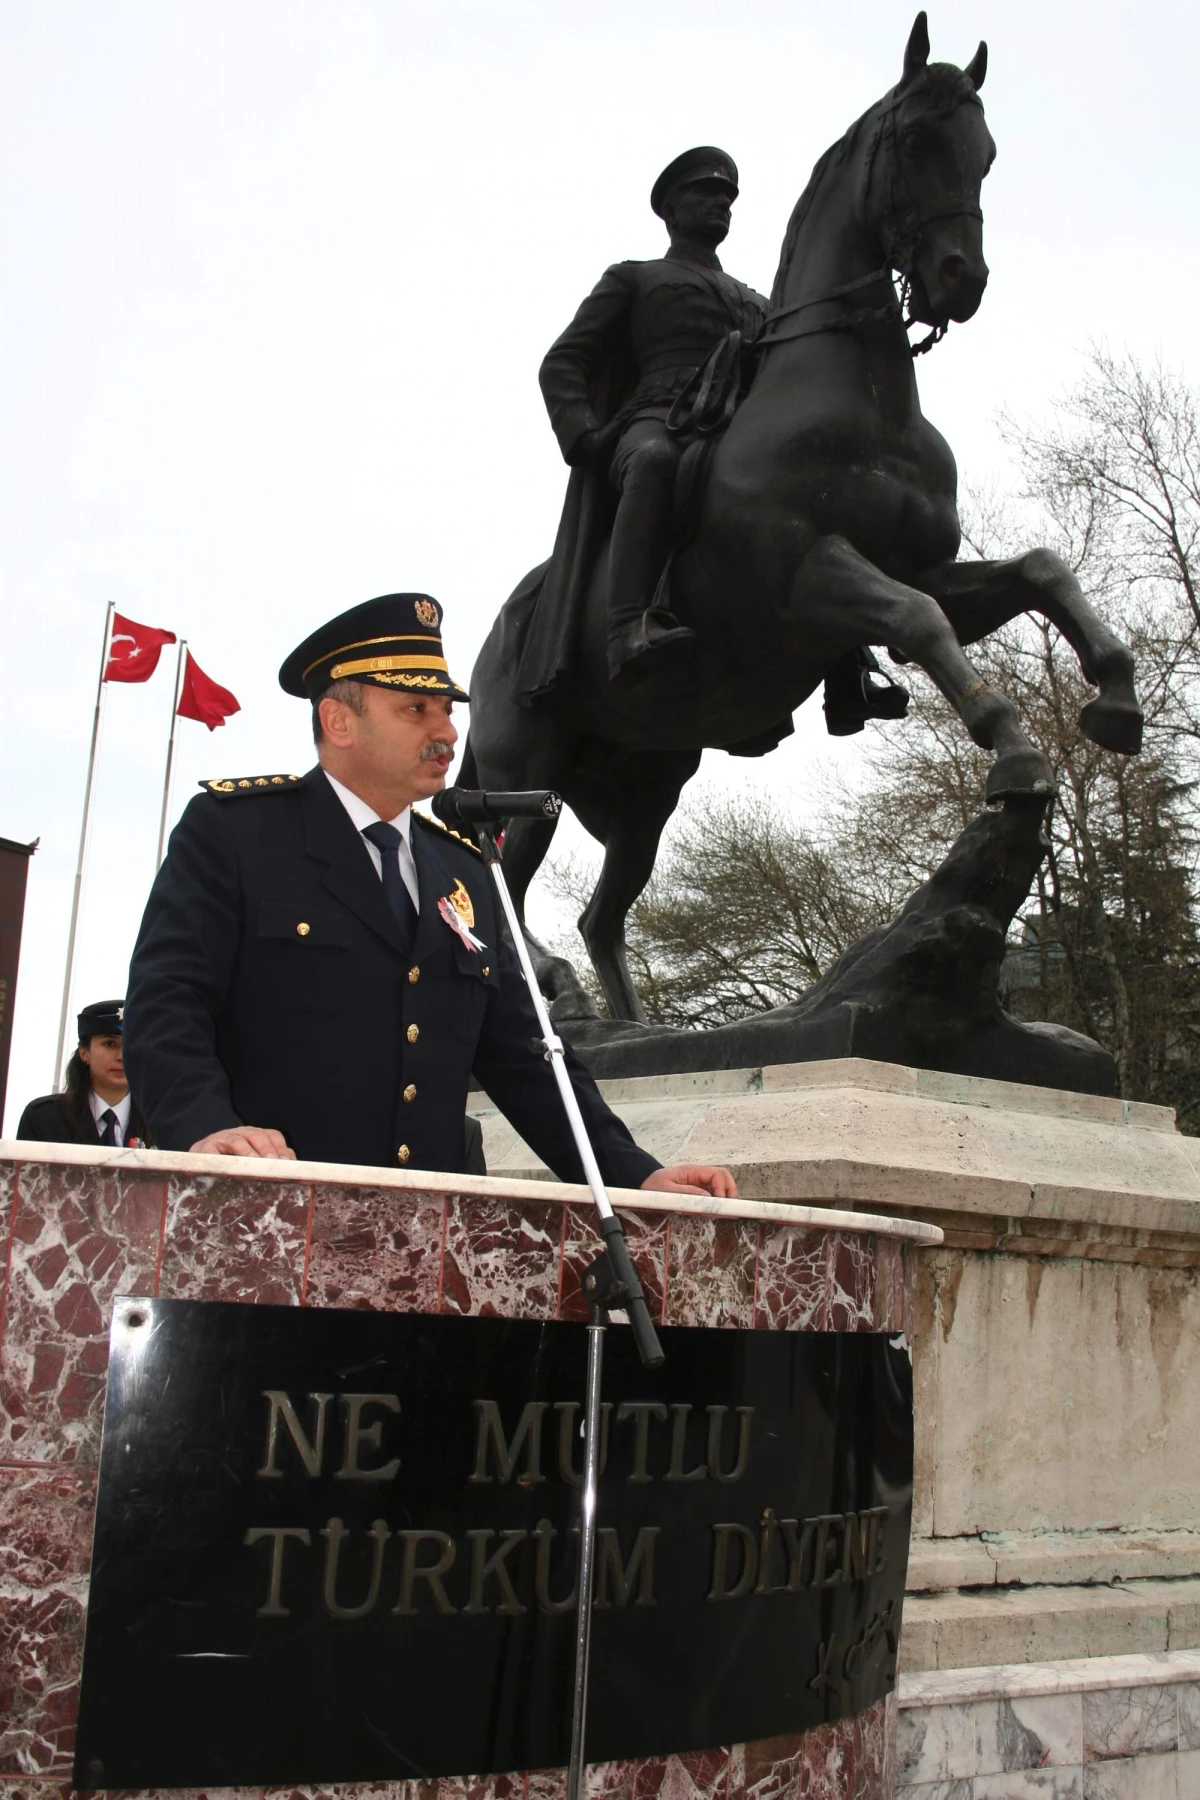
[466, 13, 1143, 1023]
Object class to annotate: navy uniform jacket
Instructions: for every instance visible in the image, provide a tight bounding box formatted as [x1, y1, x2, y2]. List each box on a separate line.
[539, 247, 768, 463]
[16, 1093, 151, 1147]
[123, 768, 659, 1186]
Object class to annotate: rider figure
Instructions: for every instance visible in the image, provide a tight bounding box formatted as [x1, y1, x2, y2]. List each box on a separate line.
[541, 147, 759, 680]
[540, 148, 910, 726]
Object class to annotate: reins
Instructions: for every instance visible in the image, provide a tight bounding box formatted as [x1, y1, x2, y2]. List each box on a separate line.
[758, 91, 984, 361]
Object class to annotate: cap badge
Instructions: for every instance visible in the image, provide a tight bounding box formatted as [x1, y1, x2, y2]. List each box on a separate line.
[415, 598, 439, 628]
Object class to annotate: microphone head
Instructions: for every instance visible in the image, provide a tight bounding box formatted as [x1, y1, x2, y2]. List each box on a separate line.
[431, 787, 562, 826]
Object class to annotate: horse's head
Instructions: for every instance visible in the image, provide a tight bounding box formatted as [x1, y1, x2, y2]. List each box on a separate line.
[871, 13, 994, 328]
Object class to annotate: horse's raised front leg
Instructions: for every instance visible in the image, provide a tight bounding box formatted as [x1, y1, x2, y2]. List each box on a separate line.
[572, 747, 703, 1023]
[794, 535, 1054, 800]
[917, 551, 1144, 754]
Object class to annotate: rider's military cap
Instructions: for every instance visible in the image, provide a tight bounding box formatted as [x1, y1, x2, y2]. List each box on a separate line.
[279, 594, 469, 702]
[650, 146, 739, 218]
[77, 999, 124, 1040]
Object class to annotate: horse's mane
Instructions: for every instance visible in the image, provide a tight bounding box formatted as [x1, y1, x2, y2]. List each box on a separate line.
[769, 65, 983, 309]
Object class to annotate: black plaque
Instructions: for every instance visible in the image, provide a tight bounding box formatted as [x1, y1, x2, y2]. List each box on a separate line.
[75, 1298, 912, 1788]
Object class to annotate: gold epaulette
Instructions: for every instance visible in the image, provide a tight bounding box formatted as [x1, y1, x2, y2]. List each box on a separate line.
[201, 774, 303, 796]
[413, 809, 482, 856]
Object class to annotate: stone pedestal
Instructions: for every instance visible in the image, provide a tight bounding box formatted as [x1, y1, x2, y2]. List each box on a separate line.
[476, 1056, 1200, 1794]
[0, 1138, 935, 1799]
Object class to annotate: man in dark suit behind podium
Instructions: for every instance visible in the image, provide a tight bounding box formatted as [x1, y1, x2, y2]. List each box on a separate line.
[124, 594, 734, 1199]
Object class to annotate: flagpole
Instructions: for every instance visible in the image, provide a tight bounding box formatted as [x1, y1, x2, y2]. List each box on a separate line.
[53, 602, 115, 1087]
[156, 641, 187, 868]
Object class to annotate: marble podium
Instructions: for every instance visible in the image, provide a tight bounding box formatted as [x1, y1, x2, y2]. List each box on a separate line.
[0, 1139, 938, 1800]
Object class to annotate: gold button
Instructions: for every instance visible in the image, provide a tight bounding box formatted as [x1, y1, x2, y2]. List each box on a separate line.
[403, 1084, 417, 1103]
[397, 1145, 410, 1164]
[296, 922, 311, 937]
[408, 966, 420, 983]
[481, 965, 490, 977]
[406, 1024, 419, 1043]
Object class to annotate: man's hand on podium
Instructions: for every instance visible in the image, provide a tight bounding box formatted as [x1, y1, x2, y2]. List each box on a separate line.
[189, 1127, 296, 1159]
[641, 1164, 739, 1198]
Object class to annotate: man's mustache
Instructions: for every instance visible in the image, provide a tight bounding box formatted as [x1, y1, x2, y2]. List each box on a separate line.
[421, 740, 455, 760]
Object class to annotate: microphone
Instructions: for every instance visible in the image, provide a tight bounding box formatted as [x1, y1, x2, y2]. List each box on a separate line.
[432, 787, 563, 828]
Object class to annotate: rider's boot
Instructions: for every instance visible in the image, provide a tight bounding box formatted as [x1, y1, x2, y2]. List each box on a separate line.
[822, 647, 910, 736]
[606, 451, 695, 680]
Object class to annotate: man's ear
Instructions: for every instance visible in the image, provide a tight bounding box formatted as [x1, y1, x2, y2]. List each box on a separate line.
[317, 694, 352, 745]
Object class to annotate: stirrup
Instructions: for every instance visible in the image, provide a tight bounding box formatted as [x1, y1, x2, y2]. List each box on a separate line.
[607, 611, 697, 680]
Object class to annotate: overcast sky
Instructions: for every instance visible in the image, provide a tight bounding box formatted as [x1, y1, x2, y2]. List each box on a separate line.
[2, 0, 1198, 1129]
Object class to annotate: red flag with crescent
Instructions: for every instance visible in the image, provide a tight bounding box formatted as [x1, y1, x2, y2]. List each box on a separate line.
[103, 612, 177, 683]
[176, 651, 240, 730]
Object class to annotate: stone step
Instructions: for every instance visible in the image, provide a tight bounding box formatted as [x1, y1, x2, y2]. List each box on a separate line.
[908, 1529, 1200, 1592]
[901, 1576, 1200, 1674]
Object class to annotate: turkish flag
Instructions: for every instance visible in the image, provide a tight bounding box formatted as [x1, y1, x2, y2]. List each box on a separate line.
[103, 612, 177, 683]
[176, 651, 240, 730]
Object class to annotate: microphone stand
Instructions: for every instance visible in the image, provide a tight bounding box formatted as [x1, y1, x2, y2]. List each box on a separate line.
[472, 825, 664, 1800]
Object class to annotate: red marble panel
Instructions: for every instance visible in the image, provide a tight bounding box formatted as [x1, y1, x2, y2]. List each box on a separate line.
[0, 1464, 96, 1777]
[157, 1174, 311, 1306]
[585, 1760, 637, 1800]
[559, 1206, 668, 1327]
[304, 1185, 445, 1313]
[826, 1233, 876, 1333]
[752, 1226, 828, 1334]
[663, 1217, 757, 1330]
[871, 1239, 906, 1336]
[743, 1732, 802, 1800]
[0, 1784, 74, 1800]
[265, 1785, 426, 1800]
[0, 1163, 164, 1464]
[0, 1160, 18, 1317]
[526, 1766, 567, 1800]
[631, 1748, 732, 1800]
[792, 1717, 857, 1798]
[850, 1698, 889, 1800]
[440, 1194, 561, 1320]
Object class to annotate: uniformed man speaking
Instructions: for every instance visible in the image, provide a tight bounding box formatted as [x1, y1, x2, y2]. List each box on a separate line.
[124, 594, 734, 1199]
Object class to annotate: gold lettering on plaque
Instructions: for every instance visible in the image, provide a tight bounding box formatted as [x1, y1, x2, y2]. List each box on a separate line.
[392, 1529, 458, 1615]
[754, 1508, 787, 1595]
[811, 1513, 845, 1587]
[665, 1402, 707, 1482]
[555, 1399, 612, 1485]
[257, 1391, 333, 1478]
[320, 1517, 390, 1618]
[532, 1518, 577, 1615]
[594, 1526, 660, 1609]
[616, 1401, 667, 1483]
[864, 1503, 889, 1574]
[468, 1399, 548, 1485]
[705, 1405, 754, 1484]
[463, 1528, 528, 1614]
[335, 1394, 402, 1481]
[707, 1522, 757, 1600]
[244, 1525, 312, 1615]
[780, 1516, 815, 1590]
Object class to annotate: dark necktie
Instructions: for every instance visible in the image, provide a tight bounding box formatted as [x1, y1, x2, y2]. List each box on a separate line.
[98, 1107, 119, 1146]
[361, 821, 418, 940]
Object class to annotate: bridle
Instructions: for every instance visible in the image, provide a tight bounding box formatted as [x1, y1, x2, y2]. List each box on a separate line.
[758, 91, 984, 360]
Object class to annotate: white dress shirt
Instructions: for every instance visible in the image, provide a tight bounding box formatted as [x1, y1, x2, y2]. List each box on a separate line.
[323, 770, 420, 910]
[89, 1088, 132, 1146]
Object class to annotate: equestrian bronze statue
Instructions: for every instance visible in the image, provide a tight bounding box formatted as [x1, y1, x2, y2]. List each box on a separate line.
[465, 12, 1144, 1028]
